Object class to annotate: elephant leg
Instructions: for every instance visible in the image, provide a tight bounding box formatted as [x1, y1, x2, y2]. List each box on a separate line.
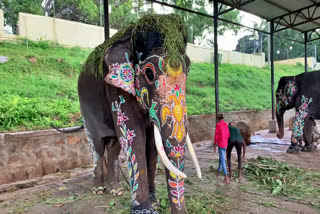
[110, 96, 156, 213]
[105, 137, 123, 196]
[146, 126, 158, 209]
[122, 128, 153, 212]
[302, 118, 316, 152]
[84, 125, 106, 194]
[288, 116, 303, 153]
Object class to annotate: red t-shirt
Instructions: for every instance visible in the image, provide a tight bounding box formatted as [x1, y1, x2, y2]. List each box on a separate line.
[214, 120, 230, 148]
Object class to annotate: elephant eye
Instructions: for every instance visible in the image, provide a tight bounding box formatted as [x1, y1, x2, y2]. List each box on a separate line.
[142, 63, 156, 84]
[145, 68, 154, 82]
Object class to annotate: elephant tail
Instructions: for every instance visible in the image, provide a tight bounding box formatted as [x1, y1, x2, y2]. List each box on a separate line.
[51, 124, 84, 133]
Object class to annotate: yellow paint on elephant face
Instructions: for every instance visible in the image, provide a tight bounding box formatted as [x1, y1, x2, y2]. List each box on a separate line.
[140, 88, 149, 107]
[167, 61, 182, 77]
[161, 88, 187, 142]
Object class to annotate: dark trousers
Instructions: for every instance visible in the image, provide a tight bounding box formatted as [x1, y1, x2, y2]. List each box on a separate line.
[226, 139, 242, 173]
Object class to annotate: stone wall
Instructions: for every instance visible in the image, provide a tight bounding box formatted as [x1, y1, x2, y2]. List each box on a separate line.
[186, 43, 266, 68]
[0, 128, 91, 185]
[18, 13, 117, 48]
[0, 109, 295, 185]
[188, 109, 295, 143]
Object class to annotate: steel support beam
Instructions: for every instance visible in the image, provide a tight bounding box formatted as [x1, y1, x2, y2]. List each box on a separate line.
[270, 21, 275, 120]
[214, 0, 220, 121]
[217, 0, 256, 16]
[269, 1, 320, 33]
[104, 0, 110, 40]
[304, 31, 308, 73]
[148, 0, 212, 19]
[274, 15, 320, 33]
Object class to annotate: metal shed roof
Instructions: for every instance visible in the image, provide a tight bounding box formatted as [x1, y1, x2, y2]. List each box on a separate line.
[217, 0, 320, 33]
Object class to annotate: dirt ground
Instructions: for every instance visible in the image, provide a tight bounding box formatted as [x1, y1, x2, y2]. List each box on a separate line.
[0, 127, 320, 214]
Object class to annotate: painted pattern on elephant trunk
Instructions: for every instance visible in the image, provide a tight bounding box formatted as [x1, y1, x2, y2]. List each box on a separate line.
[158, 70, 187, 210]
[167, 140, 185, 207]
[291, 95, 313, 144]
[112, 96, 140, 206]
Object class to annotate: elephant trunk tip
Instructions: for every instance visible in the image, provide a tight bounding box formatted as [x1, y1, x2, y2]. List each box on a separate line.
[277, 131, 284, 139]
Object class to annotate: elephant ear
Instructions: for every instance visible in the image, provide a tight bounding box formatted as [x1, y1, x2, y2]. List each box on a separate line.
[104, 31, 136, 96]
[284, 78, 298, 98]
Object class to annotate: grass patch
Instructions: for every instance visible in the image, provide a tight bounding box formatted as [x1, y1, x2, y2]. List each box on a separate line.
[0, 40, 91, 132]
[0, 39, 307, 131]
[244, 156, 320, 210]
[186, 63, 304, 115]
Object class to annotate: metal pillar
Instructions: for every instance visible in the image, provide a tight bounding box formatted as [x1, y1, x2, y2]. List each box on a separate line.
[304, 31, 308, 72]
[270, 21, 275, 120]
[104, 0, 110, 40]
[214, 0, 219, 121]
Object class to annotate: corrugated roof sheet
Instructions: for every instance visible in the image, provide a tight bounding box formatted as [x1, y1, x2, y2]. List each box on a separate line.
[218, 0, 320, 32]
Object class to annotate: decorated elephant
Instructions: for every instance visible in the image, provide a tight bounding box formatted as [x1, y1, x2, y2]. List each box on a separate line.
[276, 70, 320, 153]
[78, 14, 201, 214]
[235, 120, 251, 145]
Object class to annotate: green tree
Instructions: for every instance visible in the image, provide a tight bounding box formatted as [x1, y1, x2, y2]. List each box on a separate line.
[50, 0, 99, 25]
[164, 0, 241, 44]
[0, 0, 43, 34]
[109, 0, 139, 30]
[235, 21, 318, 61]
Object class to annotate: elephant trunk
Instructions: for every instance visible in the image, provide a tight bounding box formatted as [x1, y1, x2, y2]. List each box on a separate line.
[276, 109, 285, 139]
[154, 124, 201, 213]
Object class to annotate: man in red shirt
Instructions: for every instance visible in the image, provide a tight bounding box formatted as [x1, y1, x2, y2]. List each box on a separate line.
[214, 113, 230, 183]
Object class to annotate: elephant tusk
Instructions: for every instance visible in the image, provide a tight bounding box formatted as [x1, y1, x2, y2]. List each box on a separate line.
[186, 133, 202, 179]
[154, 125, 187, 179]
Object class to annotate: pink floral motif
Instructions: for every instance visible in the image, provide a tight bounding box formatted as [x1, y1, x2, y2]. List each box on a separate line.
[117, 110, 128, 125]
[174, 84, 180, 91]
[127, 129, 136, 145]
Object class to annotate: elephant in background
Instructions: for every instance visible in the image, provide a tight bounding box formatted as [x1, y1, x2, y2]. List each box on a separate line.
[78, 14, 201, 214]
[276, 70, 320, 153]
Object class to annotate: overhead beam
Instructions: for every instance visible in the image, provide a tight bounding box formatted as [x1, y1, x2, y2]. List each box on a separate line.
[270, 1, 320, 21]
[265, 0, 320, 32]
[148, 0, 270, 35]
[274, 34, 304, 44]
[147, 0, 212, 19]
[217, 0, 256, 16]
[274, 15, 320, 33]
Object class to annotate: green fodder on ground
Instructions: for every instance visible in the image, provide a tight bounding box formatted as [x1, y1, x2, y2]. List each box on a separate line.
[0, 40, 307, 131]
[244, 156, 320, 210]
